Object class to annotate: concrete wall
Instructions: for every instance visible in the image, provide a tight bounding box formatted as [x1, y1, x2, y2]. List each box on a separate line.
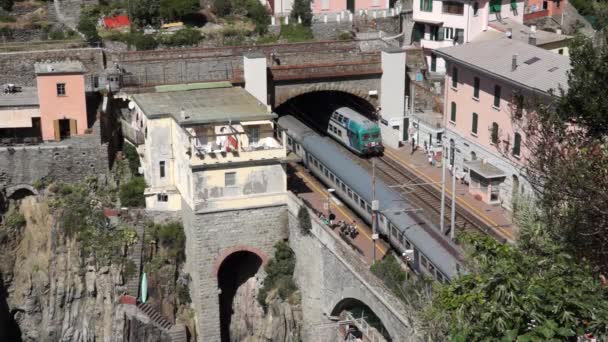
[0, 123, 108, 194]
[285, 194, 419, 341]
[380, 49, 406, 148]
[0, 107, 40, 128]
[0, 48, 104, 87]
[181, 201, 289, 341]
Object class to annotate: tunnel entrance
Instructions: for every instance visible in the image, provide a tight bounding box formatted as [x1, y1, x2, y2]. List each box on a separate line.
[217, 251, 263, 342]
[275, 91, 376, 133]
[332, 297, 392, 341]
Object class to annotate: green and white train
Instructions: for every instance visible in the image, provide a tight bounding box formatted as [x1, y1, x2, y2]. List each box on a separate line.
[326, 107, 384, 156]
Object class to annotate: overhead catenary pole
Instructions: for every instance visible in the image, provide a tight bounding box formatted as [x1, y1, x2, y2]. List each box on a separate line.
[440, 142, 447, 233]
[450, 158, 457, 240]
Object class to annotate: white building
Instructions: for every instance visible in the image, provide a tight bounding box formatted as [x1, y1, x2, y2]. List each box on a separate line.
[126, 82, 287, 212]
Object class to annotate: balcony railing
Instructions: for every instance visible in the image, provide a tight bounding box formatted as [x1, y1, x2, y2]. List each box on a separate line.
[190, 136, 285, 167]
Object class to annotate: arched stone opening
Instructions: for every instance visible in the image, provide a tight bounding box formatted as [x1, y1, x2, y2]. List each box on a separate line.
[5, 185, 37, 201]
[216, 249, 266, 342]
[275, 90, 377, 133]
[331, 297, 393, 341]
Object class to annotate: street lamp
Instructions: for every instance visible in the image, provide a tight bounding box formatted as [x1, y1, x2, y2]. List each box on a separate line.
[327, 188, 335, 218]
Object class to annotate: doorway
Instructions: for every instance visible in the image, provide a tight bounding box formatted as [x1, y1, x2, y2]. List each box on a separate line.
[347, 0, 355, 13]
[59, 119, 71, 139]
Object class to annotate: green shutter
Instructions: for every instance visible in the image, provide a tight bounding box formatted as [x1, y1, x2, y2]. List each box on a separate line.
[490, 0, 501, 12]
[451, 102, 457, 122]
[474, 77, 480, 98]
[472, 113, 478, 134]
[510, 0, 517, 10]
[491, 122, 499, 144]
[494, 85, 501, 107]
[513, 133, 521, 156]
[452, 67, 458, 88]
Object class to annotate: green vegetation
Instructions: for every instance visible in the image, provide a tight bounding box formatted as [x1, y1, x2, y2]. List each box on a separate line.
[426, 233, 608, 341]
[3, 210, 26, 231]
[77, 16, 101, 44]
[122, 143, 141, 175]
[160, 26, 203, 46]
[160, 0, 200, 21]
[290, 0, 312, 26]
[119, 176, 146, 207]
[0, 0, 13, 12]
[0, 9, 15, 22]
[279, 24, 314, 42]
[338, 31, 353, 40]
[130, 31, 159, 50]
[297, 206, 312, 235]
[570, 0, 608, 30]
[146, 221, 186, 264]
[258, 241, 298, 309]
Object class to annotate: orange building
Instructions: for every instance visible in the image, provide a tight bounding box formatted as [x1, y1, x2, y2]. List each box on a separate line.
[525, 0, 565, 20]
[35, 61, 88, 141]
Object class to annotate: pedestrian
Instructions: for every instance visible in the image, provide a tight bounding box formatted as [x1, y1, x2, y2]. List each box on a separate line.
[423, 141, 428, 154]
[410, 137, 416, 154]
[428, 151, 433, 165]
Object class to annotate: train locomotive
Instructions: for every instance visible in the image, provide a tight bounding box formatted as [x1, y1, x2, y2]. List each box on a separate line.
[326, 107, 384, 156]
[279, 115, 462, 282]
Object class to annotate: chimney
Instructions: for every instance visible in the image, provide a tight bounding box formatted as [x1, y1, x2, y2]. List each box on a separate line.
[512, 54, 518, 71]
[506, 28, 513, 39]
[528, 32, 537, 45]
[556, 28, 563, 35]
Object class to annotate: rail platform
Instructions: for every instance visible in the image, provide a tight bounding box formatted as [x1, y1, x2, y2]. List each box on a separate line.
[383, 146, 516, 242]
[287, 162, 389, 265]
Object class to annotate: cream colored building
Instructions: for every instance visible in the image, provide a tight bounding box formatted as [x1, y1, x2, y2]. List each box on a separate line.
[126, 82, 287, 212]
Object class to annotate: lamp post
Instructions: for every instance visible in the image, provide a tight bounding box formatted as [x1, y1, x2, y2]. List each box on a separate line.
[327, 188, 335, 218]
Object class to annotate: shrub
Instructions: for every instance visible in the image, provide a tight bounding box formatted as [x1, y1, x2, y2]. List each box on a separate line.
[160, 0, 200, 21]
[280, 24, 313, 42]
[297, 206, 312, 235]
[163, 27, 202, 47]
[77, 16, 101, 44]
[257, 34, 278, 44]
[129, 32, 158, 50]
[49, 29, 65, 40]
[119, 176, 146, 207]
[122, 143, 141, 175]
[290, 0, 312, 26]
[0, 26, 13, 39]
[4, 210, 26, 231]
[258, 241, 297, 308]
[214, 0, 232, 16]
[0, 9, 15, 22]
[245, 0, 270, 34]
[338, 31, 352, 40]
[0, 0, 13, 12]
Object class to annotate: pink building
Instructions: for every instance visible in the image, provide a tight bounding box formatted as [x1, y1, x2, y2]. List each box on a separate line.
[34, 61, 88, 141]
[524, 0, 565, 20]
[268, 0, 391, 16]
[435, 38, 569, 209]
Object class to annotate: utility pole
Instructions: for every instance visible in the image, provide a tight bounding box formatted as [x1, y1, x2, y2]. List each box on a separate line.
[371, 158, 379, 263]
[440, 141, 447, 233]
[450, 156, 457, 240]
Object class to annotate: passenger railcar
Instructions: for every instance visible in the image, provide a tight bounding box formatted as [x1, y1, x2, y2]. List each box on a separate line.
[279, 115, 461, 282]
[327, 107, 384, 156]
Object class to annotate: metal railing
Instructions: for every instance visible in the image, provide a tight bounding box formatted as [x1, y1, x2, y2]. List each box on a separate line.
[343, 312, 387, 342]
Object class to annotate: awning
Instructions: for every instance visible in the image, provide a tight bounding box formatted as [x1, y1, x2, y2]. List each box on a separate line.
[465, 159, 506, 179]
[414, 18, 444, 25]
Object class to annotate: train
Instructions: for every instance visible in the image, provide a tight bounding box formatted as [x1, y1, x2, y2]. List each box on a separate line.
[326, 107, 384, 156]
[279, 115, 462, 282]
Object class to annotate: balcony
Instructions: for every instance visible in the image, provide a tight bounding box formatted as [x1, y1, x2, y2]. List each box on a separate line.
[420, 38, 455, 50]
[188, 123, 286, 168]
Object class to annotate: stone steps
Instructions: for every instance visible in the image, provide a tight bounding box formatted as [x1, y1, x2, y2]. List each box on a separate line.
[125, 223, 145, 297]
[137, 302, 174, 331]
[169, 324, 188, 342]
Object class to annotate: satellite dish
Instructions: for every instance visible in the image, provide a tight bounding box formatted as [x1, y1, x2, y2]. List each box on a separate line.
[128, 101, 135, 110]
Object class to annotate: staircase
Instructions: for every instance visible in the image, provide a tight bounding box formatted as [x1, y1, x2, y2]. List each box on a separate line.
[137, 302, 173, 331]
[125, 222, 145, 297]
[168, 324, 188, 342]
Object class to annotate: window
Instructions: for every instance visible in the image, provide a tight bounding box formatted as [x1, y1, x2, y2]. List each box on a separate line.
[452, 67, 458, 88]
[455, 29, 464, 43]
[558, 48, 564, 55]
[494, 85, 501, 108]
[56, 83, 66, 96]
[513, 93, 524, 118]
[247, 126, 260, 145]
[348, 189, 353, 198]
[159, 161, 165, 178]
[420, 0, 432, 12]
[442, 1, 464, 14]
[443, 27, 454, 40]
[93, 76, 99, 89]
[472, 113, 478, 135]
[429, 25, 441, 41]
[473, 77, 480, 99]
[337, 129, 342, 136]
[542, 0, 548, 10]
[421, 255, 428, 268]
[450, 102, 457, 122]
[360, 198, 365, 208]
[490, 0, 501, 12]
[157, 193, 168, 202]
[513, 133, 522, 157]
[330, 173, 335, 183]
[431, 54, 437, 72]
[225, 172, 236, 186]
[510, 0, 517, 10]
[491, 122, 499, 144]
[473, 1, 479, 15]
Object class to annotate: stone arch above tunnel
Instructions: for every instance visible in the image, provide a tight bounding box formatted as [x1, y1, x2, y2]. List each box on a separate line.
[213, 245, 269, 277]
[5, 184, 37, 200]
[273, 79, 379, 108]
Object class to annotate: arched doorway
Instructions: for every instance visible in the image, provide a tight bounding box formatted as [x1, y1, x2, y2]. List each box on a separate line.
[331, 298, 392, 341]
[216, 250, 264, 342]
[512, 175, 520, 197]
[275, 90, 376, 133]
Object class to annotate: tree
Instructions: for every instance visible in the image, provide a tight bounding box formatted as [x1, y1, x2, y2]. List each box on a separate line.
[130, 0, 160, 26]
[0, 0, 13, 12]
[297, 206, 311, 235]
[290, 0, 312, 26]
[162, 27, 202, 46]
[160, 0, 200, 21]
[427, 233, 608, 341]
[522, 32, 608, 273]
[77, 16, 100, 44]
[245, 0, 270, 34]
[129, 32, 159, 50]
[119, 176, 146, 207]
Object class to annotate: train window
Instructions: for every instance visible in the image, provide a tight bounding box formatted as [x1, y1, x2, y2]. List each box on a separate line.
[338, 114, 343, 122]
[330, 173, 335, 183]
[421, 255, 428, 269]
[341, 182, 346, 192]
[354, 194, 359, 203]
[287, 137, 293, 146]
[366, 204, 372, 214]
[324, 168, 329, 177]
[405, 239, 411, 250]
[437, 273, 445, 283]
[360, 198, 365, 208]
[363, 134, 370, 141]
[337, 129, 342, 136]
[348, 189, 353, 198]
[296, 145, 300, 152]
[314, 159, 319, 168]
[372, 133, 380, 138]
[429, 263, 436, 275]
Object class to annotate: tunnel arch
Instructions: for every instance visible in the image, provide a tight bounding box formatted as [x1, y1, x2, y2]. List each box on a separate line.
[275, 90, 378, 133]
[274, 83, 378, 108]
[215, 247, 268, 342]
[331, 297, 393, 341]
[5, 184, 37, 201]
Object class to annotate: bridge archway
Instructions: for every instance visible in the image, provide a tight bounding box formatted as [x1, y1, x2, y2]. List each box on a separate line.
[215, 247, 268, 342]
[332, 297, 393, 341]
[275, 90, 377, 132]
[5, 184, 37, 201]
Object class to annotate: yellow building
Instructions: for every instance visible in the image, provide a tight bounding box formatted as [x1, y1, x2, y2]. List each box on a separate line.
[126, 82, 287, 212]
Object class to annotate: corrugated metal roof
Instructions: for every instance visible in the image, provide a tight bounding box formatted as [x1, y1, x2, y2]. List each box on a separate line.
[279, 115, 460, 278]
[436, 38, 570, 94]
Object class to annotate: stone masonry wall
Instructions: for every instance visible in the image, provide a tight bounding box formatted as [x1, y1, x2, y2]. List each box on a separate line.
[181, 202, 289, 342]
[0, 48, 105, 86]
[0, 122, 109, 193]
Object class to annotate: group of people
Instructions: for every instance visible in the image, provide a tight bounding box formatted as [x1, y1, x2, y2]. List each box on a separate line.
[316, 212, 360, 239]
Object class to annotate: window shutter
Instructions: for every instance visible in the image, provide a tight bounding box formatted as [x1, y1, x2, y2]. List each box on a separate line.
[472, 113, 478, 134]
[438, 27, 445, 41]
[513, 133, 521, 156]
[451, 102, 457, 122]
[53, 120, 60, 141]
[69, 119, 77, 136]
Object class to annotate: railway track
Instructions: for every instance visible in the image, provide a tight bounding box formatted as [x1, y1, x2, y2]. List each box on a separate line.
[370, 156, 509, 243]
